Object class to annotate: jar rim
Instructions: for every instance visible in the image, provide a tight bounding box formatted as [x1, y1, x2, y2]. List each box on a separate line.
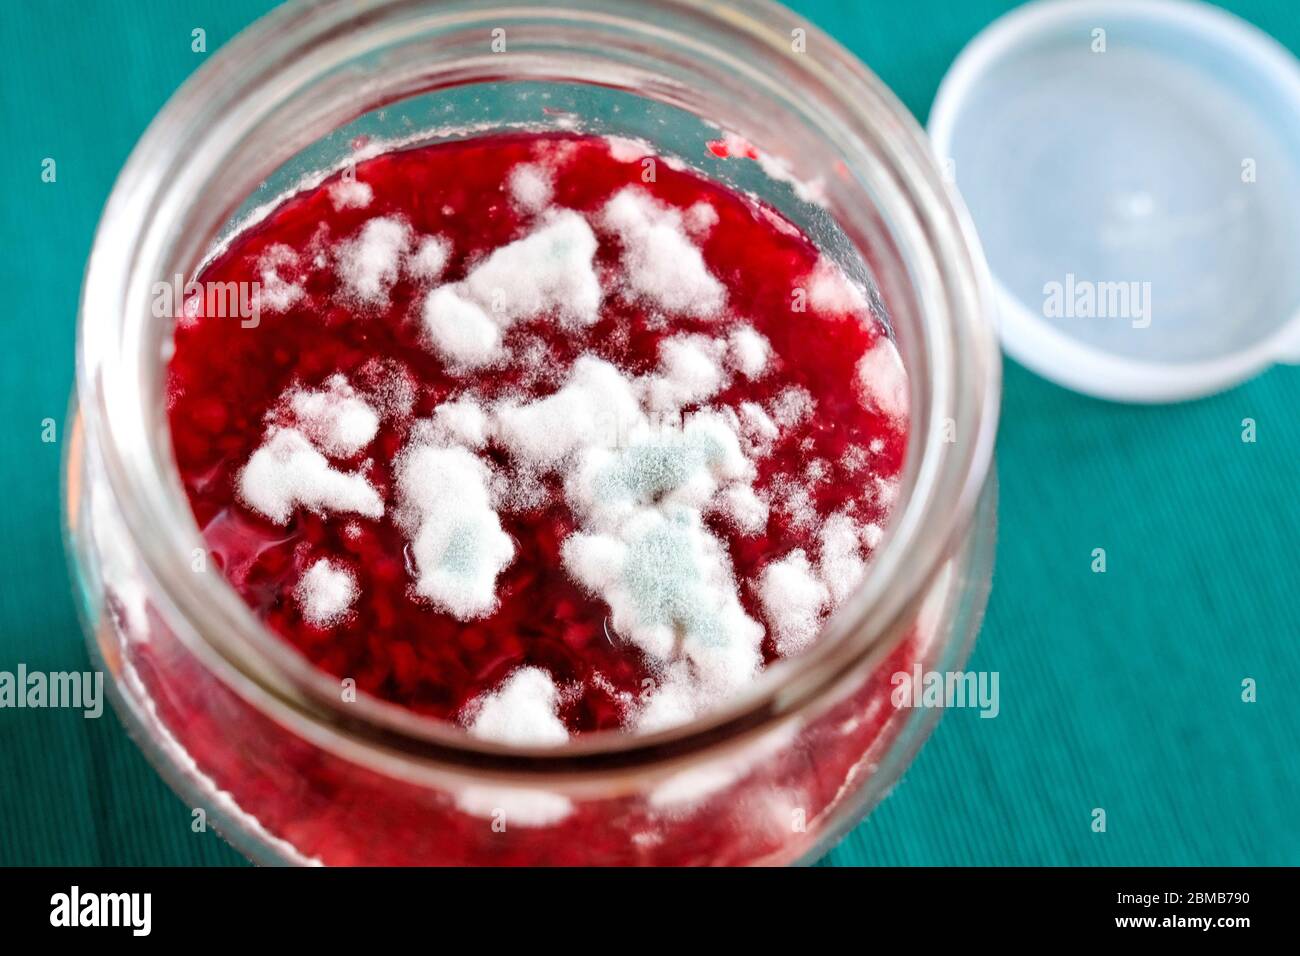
[76, 0, 1000, 774]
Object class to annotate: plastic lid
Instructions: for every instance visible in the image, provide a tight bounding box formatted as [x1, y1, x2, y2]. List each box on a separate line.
[928, 0, 1300, 402]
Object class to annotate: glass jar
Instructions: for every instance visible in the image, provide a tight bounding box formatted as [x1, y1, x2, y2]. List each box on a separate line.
[65, 0, 1000, 865]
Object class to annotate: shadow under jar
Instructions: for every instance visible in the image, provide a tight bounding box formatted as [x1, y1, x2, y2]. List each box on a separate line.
[65, 0, 1000, 865]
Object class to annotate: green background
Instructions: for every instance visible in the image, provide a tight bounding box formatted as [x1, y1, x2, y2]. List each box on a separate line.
[1, 0, 1297, 866]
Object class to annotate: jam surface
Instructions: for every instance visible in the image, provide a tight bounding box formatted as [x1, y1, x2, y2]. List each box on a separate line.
[167, 132, 907, 737]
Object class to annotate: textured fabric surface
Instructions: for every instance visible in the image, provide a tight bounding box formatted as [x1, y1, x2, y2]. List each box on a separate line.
[0, 0, 1296, 866]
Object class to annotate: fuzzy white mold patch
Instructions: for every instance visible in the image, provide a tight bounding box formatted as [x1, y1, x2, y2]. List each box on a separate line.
[421, 211, 602, 367]
[494, 355, 643, 470]
[684, 201, 719, 236]
[713, 483, 769, 536]
[757, 549, 829, 656]
[565, 409, 752, 527]
[238, 428, 384, 525]
[409, 235, 452, 281]
[807, 255, 871, 318]
[508, 162, 554, 214]
[736, 401, 780, 457]
[337, 216, 410, 304]
[770, 473, 818, 532]
[727, 325, 770, 380]
[460, 210, 601, 325]
[770, 386, 815, 428]
[601, 188, 725, 318]
[329, 179, 373, 211]
[753, 508, 887, 656]
[645, 334, 729, 413]
[396, 442, 514, 620]
[558, 411, 764, 728]
[856, 336, 909, 420]
[428, 397, 491, 449]
[818, 511, 867, 605]
[296, 558, 357, 626]
[463, 666, 569, 746]
[287, 374, 380, 458]
[841, 444, 869, 473]
[563, 507, 764, 699]
[488, 353, 775, 731]
[454, 786, 574, 828]
[256, 244, 304, 313]
[422, 286, 503, 368]
[353, 357, 417, 420]
[605, 135, 653, 163]
[633, 662, 703, 734]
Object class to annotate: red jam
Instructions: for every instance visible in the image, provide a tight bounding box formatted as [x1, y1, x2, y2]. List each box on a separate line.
[166, 132, 907, 736]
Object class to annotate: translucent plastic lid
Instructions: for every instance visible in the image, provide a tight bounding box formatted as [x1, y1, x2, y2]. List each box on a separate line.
[928, 0, 1300, 401]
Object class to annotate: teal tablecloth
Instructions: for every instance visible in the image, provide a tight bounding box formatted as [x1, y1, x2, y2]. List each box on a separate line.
[1, 0, 1297, 866]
